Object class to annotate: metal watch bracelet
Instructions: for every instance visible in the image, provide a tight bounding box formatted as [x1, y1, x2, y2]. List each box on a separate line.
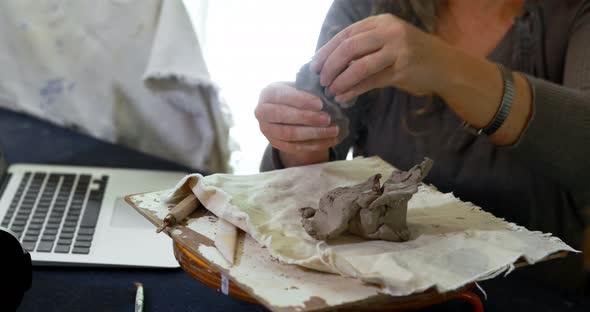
[463, 64, 515, 136]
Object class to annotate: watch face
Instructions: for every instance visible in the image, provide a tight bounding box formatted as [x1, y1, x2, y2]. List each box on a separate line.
[0, 226, 32, 310]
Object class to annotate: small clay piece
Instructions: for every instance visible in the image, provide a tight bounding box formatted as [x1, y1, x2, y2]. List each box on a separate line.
[295, 62, 354, 143]
[156, 193, 199, 233]
[300, 158, 433, 242]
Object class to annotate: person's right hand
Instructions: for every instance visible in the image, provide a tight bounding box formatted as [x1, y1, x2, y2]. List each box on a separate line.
[255, 82, 340, 167]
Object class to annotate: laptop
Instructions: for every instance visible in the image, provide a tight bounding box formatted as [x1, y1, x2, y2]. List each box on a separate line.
[0, 147, 187, 268]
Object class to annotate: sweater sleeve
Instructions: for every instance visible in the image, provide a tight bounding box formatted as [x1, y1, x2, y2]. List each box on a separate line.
[260, 0, 374, 171]
[510, 2, 590, 191]
[260, 145, 283, 172]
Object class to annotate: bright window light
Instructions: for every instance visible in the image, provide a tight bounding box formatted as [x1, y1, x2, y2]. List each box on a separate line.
[185, 0, 333, 174]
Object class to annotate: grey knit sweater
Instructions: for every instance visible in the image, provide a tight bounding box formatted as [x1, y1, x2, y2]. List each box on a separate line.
[261, 0, 590, 288]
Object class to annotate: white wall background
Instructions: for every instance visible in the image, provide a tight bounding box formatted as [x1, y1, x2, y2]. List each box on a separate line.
[184, 0, 333, 174]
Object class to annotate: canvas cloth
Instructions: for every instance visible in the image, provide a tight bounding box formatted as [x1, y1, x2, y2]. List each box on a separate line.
[0, 0, 231, 172]
[166, 157, 576, 296]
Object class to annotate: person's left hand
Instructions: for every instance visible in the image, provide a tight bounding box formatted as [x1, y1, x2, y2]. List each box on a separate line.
[310, 13, 451, 102]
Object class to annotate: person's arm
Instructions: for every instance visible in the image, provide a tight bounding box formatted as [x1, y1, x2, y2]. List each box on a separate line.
[260, 0, 374, 171]
[260, 144, 284, 172]
[507, 2, 590, 191]
[312, 3, 590, 190]
[428, 32, 590, 192]
[312, 12, 533, 147]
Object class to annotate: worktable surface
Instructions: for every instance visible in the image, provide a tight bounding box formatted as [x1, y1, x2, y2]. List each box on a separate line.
[1, 108, 588, 312]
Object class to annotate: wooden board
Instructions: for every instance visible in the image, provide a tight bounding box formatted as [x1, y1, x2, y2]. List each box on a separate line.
[125, 191, 567, 312]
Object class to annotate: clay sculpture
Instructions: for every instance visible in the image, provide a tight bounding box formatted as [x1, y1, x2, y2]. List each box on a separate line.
[300, 158, 433, 242]
[295, 62, 354, 143]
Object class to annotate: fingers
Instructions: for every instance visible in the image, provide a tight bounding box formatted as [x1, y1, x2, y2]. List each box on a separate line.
[255, 103, 331, 126]
[260, 123, 339, 142]
[310, 17, 378, 73]
[328, 50, 393, 95]
[312, 14, 415, 99]
[259, 83, 322, 111]
[319, 31, 384, 87]
[269, 137, 340, 154]
[256, 81, 341, 158]
[335, 67, 394, 103]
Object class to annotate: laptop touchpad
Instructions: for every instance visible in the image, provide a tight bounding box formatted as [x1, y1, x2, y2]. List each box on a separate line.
[110, 197, 153, 229]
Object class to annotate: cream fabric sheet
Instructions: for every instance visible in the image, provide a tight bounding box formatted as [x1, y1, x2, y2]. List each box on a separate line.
[166, 157, 576, 296]
[0, 0, 231, 172]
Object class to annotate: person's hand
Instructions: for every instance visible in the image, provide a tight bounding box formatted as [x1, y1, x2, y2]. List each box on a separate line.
[310, 13, 450, 102]
[255, 82, 339, 167]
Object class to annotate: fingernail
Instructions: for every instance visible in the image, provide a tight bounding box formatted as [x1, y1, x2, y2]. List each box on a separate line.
[323, 87, 335, 98]
[335, 94, 346, 103]
[320, 74, 331, 87]
[321, 113, 331, 125]
[335, 92, 353, 103]
[312, 98, 323, 110]
[331, 125, 340, 136]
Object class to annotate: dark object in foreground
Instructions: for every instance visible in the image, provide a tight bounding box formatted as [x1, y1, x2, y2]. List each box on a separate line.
[300, 158, 433, 242]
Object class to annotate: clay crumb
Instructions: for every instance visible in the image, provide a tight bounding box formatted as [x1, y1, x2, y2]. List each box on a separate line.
[269, 256, 280, 263]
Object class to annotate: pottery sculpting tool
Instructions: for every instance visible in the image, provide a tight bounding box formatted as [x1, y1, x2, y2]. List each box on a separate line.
[134, 282, 144, 312]
[156, 193, 199, 233]
[215, 219, 238, 265]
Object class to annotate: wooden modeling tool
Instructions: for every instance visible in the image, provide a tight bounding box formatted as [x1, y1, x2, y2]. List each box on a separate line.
[156, 193, 199, 233]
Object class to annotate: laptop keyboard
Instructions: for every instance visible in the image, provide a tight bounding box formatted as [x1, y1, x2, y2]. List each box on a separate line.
[1, 172, 108, 254]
